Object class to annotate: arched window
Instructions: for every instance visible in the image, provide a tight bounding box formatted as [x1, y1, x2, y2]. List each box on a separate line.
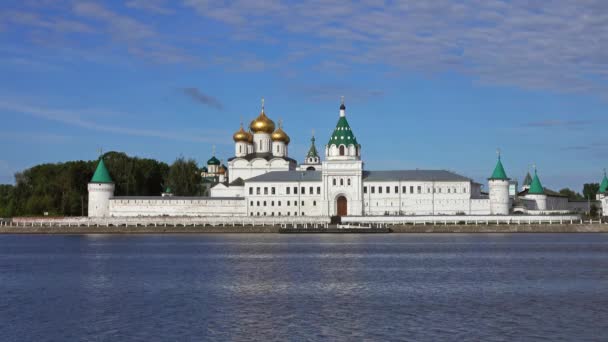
[340, 179, 344, 186]
[339, 145, 345, 156]
[239, 145, 242, 153]
[333, 178, 336, 186]
[347, 179, 351, 186]
[259, 140, 262, 150]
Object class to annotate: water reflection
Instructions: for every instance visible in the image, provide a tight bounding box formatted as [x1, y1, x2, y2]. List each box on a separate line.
[1, 234, 607, 341]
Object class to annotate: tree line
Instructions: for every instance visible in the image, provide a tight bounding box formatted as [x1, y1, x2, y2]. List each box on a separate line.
[0, 151, 205, 217]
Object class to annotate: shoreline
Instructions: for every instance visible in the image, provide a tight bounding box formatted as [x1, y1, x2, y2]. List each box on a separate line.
[1, 223, 607, 234]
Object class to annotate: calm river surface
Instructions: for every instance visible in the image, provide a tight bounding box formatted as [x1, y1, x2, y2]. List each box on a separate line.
[1, 233, 608, 341]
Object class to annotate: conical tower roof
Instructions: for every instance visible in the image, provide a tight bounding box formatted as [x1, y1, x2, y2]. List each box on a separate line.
[523, 172, 533, 187]
[528, 169, 544, 194]
[307, 136, 319, 158]
[489, 155, 508, 180]
[91, 158, 113, 183]
[328, 100, 358, 146]
[600, 169, 608, 193]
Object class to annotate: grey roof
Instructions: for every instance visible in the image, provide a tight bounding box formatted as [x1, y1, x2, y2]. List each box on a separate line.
[111, 196, 244, 201]
[228, 152, 297, 164]
[245, 169, 473, 183]
[246, 170, 322, 183]
[229, 177, 245, 186]
[362, 170, 472, 182]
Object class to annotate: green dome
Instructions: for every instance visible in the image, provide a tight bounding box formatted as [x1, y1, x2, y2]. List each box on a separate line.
[489, 156, 508, 180]
[600, 170, 608, 193]
[91, 158, 113, 183]
[207, 156, 220, 166]
[528, 170, 544, 195]
[328, 116, 358, 146]
[201, 166, 208, 173]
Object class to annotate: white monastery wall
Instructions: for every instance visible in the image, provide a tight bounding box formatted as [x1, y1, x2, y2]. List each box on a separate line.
[109, 197, 246, 217]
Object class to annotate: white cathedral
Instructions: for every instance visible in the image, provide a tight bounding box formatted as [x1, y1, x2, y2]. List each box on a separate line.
[88, 99, 608, 218]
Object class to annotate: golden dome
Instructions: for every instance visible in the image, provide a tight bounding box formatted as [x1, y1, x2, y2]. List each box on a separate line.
[249, 111, 275, 134]
[233, 125, 252, 143]
[218, 165, 226, 174]
[249, 98, 275, 134]
[271, 125, 290, 144]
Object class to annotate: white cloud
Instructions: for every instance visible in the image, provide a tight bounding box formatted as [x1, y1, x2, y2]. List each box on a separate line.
[0, 100, 227, 144]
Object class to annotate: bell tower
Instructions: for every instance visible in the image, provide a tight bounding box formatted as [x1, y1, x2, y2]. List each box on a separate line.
[321, 98, 363, 217]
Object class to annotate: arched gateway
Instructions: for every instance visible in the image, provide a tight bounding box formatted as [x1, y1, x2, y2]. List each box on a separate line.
[337, 196, 348, 216]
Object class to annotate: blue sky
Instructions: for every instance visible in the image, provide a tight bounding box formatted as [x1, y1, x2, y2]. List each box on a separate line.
[1, 0, 607, 192]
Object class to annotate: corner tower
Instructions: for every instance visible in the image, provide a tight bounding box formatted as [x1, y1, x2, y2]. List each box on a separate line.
[321, 98, 364, 217]
[88, 157, 115, 217]
[527, 167, 547, 210]
[488, 152, 511, 215]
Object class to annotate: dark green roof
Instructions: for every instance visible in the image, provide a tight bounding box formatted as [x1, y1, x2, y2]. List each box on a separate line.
[528, 170, 544, 194]
[207, 156, 220, 165]
[91, 158, 113, 183]
[307, 136, 319, 158]
[523, 172, 533, 186]
[165, 187, 172, 193]
[201, 166, 208, 172]
[600, 171, 608, 193]
[328, 116, 358, 146]
[489, 156, 508, 180]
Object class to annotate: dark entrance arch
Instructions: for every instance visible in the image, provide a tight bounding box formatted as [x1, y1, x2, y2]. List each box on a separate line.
[337, 196, 347, 216]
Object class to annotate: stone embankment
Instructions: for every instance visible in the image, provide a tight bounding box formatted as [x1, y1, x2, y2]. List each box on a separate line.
[1, 223, 607, 234]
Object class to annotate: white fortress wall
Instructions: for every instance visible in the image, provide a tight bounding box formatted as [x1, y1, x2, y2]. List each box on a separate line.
[109, 197, 247, 217]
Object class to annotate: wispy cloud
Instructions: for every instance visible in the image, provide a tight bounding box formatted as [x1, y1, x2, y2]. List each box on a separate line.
[125, 0, 174, 15]
[5, 1, 608, 96]
[0, 100, 225, 143]
[0, 131, 71, 143]
[180, 88, 224, 110]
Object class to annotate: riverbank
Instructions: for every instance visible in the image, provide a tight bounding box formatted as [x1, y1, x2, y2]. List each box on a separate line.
[1, 223, 607, 234]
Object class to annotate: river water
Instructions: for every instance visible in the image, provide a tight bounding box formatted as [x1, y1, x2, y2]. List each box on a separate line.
[1, 234, 607, 341]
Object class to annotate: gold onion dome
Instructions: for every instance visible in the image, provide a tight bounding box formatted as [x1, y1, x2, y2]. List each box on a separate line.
[271, 122, 290, 144]
[249, 98, 275, 134]
[233, 125, 252, 143]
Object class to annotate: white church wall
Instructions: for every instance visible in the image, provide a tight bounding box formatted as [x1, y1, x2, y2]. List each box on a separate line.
[210, 184, 245, 198]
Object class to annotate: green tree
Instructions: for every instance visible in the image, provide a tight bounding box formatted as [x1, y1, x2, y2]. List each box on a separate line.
[583, 183, 600, 200]
[167, 157, 202, 196]
[558, 188, 584, 201]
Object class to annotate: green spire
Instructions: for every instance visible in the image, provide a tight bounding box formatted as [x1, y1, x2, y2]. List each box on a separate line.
[307, 135, 319, 158]
[600, 169, 608, 193]
[91, 158, 113, 183]
[528, 168, 544, 194]
[523, 171, 533, 187]
[489, 154, 508, 180]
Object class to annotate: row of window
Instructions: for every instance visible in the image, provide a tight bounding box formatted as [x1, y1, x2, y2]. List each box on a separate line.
[364, 199, 471, 207]
[249, 186, 321, 195]
[250, 212, 306, 216]
[250, 200, 317, 207]
[332, 178, 351, 186]
[364, 186, 467, 195]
